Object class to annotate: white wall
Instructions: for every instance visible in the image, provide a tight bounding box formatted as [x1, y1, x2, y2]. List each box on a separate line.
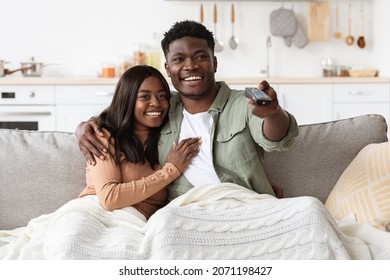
[1, 0, 388, 78]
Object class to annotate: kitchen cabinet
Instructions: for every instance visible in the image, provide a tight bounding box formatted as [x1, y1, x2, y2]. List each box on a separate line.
[332, 83, 390, 130]
[1, 78, 389, 133]
[278, 84, 333, 125]
[55, 85, 115, 132]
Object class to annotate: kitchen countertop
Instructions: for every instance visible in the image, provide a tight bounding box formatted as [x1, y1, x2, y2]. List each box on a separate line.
[0, 76, 389, 85]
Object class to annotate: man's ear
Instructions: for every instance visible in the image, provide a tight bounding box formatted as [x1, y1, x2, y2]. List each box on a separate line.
[164, 62, 171, 77]
[213, 56, 218, 73]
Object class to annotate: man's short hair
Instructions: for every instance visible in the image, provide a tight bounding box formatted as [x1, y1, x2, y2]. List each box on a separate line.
[161, 20, 215, 58]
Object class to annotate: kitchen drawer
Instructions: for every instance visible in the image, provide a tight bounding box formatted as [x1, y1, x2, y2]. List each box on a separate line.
[333, 103, 390, 135]
[56, 85, 115, 105]
[278, 84, 333, 125]
[0, 86, 55, 105]
[333, 83, 390, 103]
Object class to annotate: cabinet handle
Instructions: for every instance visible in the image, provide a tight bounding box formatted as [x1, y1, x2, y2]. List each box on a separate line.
[96, 91, 114, 96]
[348, 91, 366, 95]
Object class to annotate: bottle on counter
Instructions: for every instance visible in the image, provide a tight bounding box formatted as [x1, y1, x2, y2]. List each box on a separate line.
[146, 33, 162, 71]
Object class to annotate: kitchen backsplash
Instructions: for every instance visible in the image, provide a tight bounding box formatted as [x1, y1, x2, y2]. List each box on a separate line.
[1, 0, 388, 78]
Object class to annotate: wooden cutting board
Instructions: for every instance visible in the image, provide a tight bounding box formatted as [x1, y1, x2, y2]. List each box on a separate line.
[307, 2, 329, 41]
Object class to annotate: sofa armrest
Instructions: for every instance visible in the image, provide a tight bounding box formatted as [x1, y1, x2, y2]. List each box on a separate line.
[263, 114, 388, 203]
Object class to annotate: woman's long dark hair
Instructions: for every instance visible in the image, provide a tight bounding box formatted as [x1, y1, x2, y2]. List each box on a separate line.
[98, 65, 171, 169]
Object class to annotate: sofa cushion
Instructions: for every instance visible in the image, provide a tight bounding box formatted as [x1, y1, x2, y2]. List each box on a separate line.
[263, 114, 388, 203]
[0, 114, 388, 230]
[325, 142, 390, 230]
[0, 129, 86, 230]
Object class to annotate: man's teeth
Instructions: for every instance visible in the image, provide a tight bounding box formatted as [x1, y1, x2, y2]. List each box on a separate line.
[146, 112, 162, 116]
[184, 76, 201, 81]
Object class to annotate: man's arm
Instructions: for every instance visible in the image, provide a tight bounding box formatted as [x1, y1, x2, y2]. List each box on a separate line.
[246, 80, 290, 141]
[75, 118, 108, 165]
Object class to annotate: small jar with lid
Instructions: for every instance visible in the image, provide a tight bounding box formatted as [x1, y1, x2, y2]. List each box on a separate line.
[101, 63, 115, 78]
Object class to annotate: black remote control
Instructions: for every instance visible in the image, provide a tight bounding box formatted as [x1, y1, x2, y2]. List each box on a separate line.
[244, 87, 272, 106]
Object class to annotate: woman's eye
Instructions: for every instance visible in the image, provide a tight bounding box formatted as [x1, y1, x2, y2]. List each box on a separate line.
[139, 94, 149, 100]
[159, 93, 168, 99]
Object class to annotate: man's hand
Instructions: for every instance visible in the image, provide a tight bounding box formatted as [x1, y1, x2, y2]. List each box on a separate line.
[246, 80, 290, 141]
[246, 80, 279, 119]
[75, 119, 107, 165]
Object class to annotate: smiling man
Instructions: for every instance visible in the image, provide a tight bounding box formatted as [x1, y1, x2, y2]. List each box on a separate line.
[75, 20, 298, 201]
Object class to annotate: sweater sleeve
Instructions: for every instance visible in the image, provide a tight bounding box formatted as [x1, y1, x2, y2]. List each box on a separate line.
[83, 134, 180, 211]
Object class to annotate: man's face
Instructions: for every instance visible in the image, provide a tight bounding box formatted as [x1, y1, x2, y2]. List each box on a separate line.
[164, 36, 218, 99]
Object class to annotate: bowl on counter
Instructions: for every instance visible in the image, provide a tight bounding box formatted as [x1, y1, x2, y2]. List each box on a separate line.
[348, 69, 379, 77]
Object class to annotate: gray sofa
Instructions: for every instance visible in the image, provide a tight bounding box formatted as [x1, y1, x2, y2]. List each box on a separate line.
[0, 114, 388, 230]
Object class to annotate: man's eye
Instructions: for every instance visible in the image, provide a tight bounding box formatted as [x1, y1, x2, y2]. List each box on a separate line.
[172, 57, 183, 63]
[196, 54, 208, 60]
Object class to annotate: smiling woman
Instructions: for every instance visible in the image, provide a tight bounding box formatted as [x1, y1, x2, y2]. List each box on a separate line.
[77, 65, 201, 219]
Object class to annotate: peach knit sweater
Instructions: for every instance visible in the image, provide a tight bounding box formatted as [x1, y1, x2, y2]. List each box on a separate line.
[79, 130, 180, 220]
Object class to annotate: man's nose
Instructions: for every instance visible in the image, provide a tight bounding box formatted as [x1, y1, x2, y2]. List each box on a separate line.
[184, 58, 198, 70]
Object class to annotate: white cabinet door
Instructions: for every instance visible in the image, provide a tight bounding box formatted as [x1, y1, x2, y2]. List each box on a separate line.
[278, 84, 333, 125]
[56, 104, 108, 133]
[333, 83, 390, 127]
[55, 85, 115, 132]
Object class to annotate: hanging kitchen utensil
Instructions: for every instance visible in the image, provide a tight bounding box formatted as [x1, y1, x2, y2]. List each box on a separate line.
[228, 4, 239, 50]
[345, 0, 354, 46]
[357, 0, 366, 48]
[213, 3, 223, 52]
[333, 0, 342, 39]
[200, 3, 204, 24]
[307, 1, 329, 41]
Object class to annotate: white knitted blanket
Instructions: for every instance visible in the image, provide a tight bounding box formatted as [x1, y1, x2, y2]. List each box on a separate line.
[1, 183, 389, 259]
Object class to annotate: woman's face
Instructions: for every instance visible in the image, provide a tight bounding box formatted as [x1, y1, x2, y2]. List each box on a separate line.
[132, 76, 169, 131]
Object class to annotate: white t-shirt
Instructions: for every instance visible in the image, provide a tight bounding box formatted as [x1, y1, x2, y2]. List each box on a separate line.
[179, 109, 221, 187]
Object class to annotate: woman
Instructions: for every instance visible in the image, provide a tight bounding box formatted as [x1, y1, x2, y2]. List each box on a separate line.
[79, 65, 201, 220]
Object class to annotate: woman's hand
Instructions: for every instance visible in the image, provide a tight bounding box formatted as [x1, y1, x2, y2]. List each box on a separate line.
[166, 137, 202, 173]
[75, 119, 108, 165]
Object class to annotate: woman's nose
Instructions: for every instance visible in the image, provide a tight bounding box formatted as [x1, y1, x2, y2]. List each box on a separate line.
[149, 96, 161, 106]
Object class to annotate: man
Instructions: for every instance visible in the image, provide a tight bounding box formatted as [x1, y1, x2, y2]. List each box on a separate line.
[76, 20, 298, 201]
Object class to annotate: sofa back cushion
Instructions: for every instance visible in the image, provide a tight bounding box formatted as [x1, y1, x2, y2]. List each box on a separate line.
[0, 114, 388, 230]
[0, 130, 86, 229]
[263, 114, 388, 203]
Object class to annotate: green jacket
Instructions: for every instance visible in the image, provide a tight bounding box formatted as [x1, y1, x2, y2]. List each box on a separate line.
[158, 82, 299, 201]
